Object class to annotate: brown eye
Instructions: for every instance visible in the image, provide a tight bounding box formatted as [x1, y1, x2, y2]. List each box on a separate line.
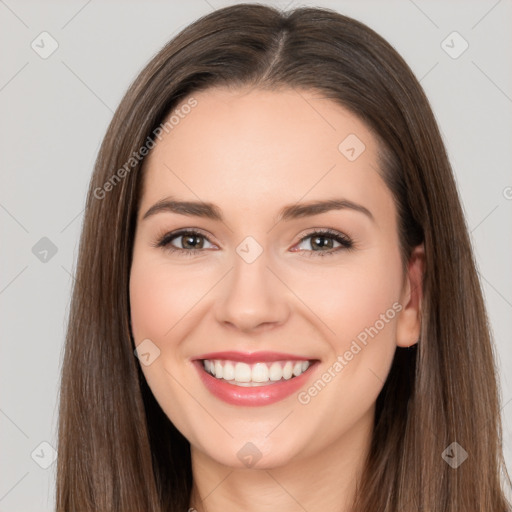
[179, 233, 206, 250]
[310, 234, 335, 250]
[295, 229, 353, 257]
[154, 229, 215, 256]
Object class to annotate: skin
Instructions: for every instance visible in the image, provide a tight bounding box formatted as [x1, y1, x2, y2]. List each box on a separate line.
[129, 86, 424, 512]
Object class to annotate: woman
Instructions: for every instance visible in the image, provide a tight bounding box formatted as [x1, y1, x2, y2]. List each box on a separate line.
[56, 4, 511, 511]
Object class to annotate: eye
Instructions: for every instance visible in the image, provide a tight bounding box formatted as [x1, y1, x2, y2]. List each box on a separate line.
[293, 228, 353, 257]
[152, 227, 354, 258]
[153, 229, 216, 256]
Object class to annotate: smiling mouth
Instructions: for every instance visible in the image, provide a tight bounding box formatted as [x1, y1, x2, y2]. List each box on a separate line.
[201, 359, 314, 387]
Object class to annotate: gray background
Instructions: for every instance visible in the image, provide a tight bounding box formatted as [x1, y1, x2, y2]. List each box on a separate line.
[1, 0, 511, 510]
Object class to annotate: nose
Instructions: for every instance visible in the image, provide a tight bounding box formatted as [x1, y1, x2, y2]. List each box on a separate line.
[214, 249, 290, 333]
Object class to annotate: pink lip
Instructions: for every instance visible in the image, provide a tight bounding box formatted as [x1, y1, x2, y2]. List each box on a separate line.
[192, 358, 319, 407]
[193, 351, 313, 363]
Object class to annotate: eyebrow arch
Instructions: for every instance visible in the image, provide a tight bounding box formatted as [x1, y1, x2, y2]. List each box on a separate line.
[278, 198, 374, 222]
[142, 196, 374, 223]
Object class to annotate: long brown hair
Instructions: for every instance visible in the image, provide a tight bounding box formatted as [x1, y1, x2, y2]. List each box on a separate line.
[56, 4, 511, 511]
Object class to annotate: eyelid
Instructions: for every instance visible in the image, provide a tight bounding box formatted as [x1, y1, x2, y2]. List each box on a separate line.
[297, 227, 350, 241]
[152, 228, 217, 249]
[293, 227, 353, 253]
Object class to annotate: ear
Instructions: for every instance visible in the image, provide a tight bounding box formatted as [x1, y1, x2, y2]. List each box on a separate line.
[396, 244, 425, 348]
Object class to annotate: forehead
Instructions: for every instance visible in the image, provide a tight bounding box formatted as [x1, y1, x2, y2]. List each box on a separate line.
[140, 86, 392, 222]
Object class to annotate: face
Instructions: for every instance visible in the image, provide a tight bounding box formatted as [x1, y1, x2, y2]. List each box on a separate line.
[129, 86, 422, 469]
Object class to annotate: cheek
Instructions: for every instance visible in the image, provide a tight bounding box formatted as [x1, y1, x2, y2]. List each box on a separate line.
[129, 261, 169, 342]
[335, 266, 401, 343]
[287, 252, 403, 350]
[298, 249, 403, 406]
[128, 253, 201, 432]
[291, 256, 402, 434]
[129, 254, 206, 343]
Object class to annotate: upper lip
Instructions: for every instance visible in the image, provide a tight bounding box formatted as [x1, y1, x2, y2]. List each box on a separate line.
[193, 351, 316, 363]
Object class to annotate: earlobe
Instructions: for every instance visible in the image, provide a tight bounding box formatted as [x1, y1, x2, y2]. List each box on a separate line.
[396, 244, 425, 348]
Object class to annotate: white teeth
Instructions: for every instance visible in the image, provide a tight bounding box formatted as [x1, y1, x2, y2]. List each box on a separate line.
[252, 363, 269, 383]
[223, 361, 235, 380]
[234, 362, 252, 382]
[269, 362, 283, 381]
[214, 360, 223, 379]
[282, 361, 293, 380]
[202, 359, 311, 385]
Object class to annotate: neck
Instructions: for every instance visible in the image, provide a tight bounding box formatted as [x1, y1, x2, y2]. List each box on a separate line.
[188, 406, 374, 512]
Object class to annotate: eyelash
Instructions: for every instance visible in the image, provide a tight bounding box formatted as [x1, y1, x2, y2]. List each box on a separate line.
[152, 228, 354, 258]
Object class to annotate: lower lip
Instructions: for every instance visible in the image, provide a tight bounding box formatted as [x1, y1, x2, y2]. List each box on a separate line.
[193, 360, 319, 407]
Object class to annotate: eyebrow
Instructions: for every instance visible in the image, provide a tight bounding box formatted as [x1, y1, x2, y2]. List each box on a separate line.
[142, 196, 374, 223]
